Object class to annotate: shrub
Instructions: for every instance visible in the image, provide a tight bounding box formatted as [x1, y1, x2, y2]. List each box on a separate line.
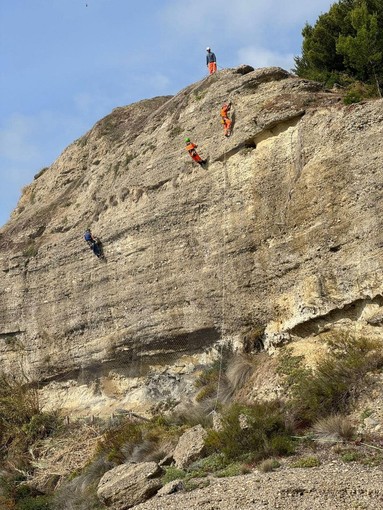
[0, 375, 59, 465]
[278, 334, 383, 426]
[169, 405, 213, 429]
[23, 243, 38, 259]
[343, 89, 362, 104]
[205, 401, 295, 462]
[184, 479, 210, 492]
[341, 450, 360, 462]
[16, 494, 52, 510]
[161, 467, 186, 485]
[96, 416, 182, 466]
[258, 458, 280, 473]
[0, 475, 53, 510]
[96, 421, 143, 464]
[343, 82, 377, 104]
[215, 462, 249, 478]
[292, 456, 320, 468]
[187, 453, 229, 477]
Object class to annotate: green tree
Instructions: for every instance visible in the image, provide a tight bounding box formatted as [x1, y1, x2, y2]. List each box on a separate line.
[337, 3, 382, 92]
[294, 0, 354, 83]
[294, 0, 383, 93]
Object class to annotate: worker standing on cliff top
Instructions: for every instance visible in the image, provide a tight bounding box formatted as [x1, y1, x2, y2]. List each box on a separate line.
[185, 138, 207, 167]
[220, 102, 232, 137]
[206, 47, 217, 74]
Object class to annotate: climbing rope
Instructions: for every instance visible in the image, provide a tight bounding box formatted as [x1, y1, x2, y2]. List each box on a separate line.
[214, 141, 228, 410]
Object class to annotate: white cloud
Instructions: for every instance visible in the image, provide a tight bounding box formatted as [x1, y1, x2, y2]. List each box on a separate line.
[160, 0, 334, 37]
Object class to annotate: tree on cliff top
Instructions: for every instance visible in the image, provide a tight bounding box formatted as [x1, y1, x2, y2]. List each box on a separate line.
[294, 0, 383, 95]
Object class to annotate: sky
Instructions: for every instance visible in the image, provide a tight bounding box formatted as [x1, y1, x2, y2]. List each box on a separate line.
[0, 0, 335, 227]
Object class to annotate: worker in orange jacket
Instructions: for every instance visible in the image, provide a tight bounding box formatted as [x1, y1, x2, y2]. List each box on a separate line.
[220, 102, 232, 137]
[185, 138, 207, 166]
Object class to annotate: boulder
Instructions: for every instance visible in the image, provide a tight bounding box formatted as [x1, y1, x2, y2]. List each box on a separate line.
[97, 461, 163, 510]
[157, 479, 184, 496]
[173, 425, 207, 469]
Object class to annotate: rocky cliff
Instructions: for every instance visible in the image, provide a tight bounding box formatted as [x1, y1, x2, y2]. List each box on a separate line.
[1, 66, 383, 417]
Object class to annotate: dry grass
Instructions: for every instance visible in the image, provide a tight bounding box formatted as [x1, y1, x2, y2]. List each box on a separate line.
[30, 423, 103, 492]
[312, 415, 355, 442]
[258, 458, 280, 473]
[225, 354, 257, 393]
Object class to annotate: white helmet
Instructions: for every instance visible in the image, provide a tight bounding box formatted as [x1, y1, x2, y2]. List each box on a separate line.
[206, 47, 210, 51]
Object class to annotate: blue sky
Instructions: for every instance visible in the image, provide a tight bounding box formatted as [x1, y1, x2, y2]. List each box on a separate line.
[0, 0, 334, 227]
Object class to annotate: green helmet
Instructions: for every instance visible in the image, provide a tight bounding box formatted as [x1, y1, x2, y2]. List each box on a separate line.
[185, 137, 190, 142]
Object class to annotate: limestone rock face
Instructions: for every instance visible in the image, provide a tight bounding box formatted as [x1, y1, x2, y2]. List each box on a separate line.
[97, 462, 163, 510]
[1, 66, 383, 415]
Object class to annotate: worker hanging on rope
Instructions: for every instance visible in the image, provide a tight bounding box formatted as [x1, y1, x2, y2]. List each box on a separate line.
[220, 102, 232, 137]
[84, 228, 105, 260]
[185, 138, 207, 167]
[206, 47, 217, 74]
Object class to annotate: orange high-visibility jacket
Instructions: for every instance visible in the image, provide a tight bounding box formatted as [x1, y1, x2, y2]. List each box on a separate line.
[186, 142, 198, 153]
[220, 104, 231, 118]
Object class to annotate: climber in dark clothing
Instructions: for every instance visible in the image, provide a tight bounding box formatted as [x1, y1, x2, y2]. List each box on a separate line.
[84, 228, 95, 247]
[92, 240, 102, 258]
[84, 229, 105, 259]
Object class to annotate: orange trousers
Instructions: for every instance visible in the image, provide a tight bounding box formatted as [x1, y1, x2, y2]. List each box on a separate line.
[221, 117, 232, 136]
[191, 152, 203, 163]
[208, 62, 217, 74]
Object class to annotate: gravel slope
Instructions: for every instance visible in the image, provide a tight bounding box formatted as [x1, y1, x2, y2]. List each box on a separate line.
[134, 463, 383, 510]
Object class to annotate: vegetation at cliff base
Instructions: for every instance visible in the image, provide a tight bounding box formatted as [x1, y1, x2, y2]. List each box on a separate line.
[278, 335, 383, 427]
[294, 0, 383, 97]
[1, 333, 383, 509]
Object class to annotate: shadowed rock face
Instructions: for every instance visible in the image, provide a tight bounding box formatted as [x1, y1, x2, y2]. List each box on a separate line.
[1, 66, 383, 415]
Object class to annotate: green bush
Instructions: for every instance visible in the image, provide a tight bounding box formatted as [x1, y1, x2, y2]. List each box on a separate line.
[343, 89, 362, 104]
[96, 416, 183, 465]
[292, 456, 321, 468]
[0, 375, 59, 467]
[187, 453, 229, 477]
[161, 466, 186, 484]
[97, 421, 143, 463]
[343, 81, 377, 104]
[278, 335, 383, 426]
[16, 495, 52, 510]
[215, 462, 249, 478]
[341, 450, 360, 462]
[0, 476, 53, 510]
[205, 401, 294, 462]
[22, 243, 38, 259]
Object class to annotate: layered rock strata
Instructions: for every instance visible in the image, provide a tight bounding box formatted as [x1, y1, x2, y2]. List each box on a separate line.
[1, 66, 383, 415]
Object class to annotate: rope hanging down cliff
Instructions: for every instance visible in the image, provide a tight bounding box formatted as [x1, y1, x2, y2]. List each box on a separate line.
[214, 143, 229, 410]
